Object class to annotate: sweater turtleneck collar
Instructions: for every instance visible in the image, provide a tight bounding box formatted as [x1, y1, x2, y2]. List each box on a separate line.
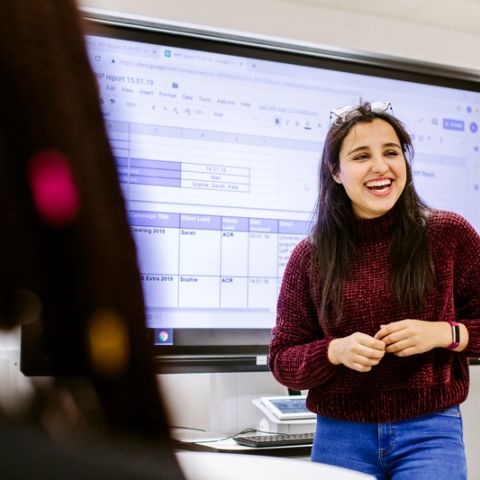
[354, 209, 395, 244]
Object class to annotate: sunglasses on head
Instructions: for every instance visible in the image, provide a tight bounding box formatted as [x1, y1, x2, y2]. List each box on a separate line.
[329, 102, 393, 126]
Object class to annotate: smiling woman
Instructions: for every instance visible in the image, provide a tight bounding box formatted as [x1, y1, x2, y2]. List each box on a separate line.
[333, 119, 407, 219]
[313, 101, 434, 324]
[269, 100, 480, 480]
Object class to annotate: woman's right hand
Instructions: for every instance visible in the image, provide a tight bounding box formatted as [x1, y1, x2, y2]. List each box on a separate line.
[328, 333, 385, 372]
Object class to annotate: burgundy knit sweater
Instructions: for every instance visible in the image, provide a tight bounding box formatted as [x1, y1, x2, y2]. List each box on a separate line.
[269, 210, 480, 422]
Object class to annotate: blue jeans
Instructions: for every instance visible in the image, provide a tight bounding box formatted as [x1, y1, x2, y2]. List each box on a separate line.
[311, 406, 467, 480]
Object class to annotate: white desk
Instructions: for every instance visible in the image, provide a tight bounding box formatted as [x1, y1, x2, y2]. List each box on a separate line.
[176, 451, 374, 480]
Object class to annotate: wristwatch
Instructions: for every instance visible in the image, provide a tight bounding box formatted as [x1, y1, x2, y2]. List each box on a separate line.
[446, 320, 460, 351]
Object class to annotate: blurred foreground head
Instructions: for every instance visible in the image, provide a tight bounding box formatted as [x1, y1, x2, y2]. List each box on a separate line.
[0, 0, 173, 442]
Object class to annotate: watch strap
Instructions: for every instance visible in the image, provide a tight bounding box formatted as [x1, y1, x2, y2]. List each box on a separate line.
[446, 320, 460, 351]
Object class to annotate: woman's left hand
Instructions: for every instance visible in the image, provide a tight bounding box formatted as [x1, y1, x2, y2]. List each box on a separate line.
[374, 320, 452, 356]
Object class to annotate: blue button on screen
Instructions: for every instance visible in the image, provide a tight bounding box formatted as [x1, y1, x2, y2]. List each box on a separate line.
[443, 119, 464, 131]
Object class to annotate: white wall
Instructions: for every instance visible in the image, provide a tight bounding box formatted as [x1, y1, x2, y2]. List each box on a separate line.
[77, 0, 480, 71]
[0, 328, 20, 350]
[158, 372, 287, 433]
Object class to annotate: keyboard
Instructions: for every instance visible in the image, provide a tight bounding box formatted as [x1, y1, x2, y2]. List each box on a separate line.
[233, 432, 314, 448]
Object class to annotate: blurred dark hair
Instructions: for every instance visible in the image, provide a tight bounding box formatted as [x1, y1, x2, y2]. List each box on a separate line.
[311, 100, 436, 324]
[0, 0, 177, 444]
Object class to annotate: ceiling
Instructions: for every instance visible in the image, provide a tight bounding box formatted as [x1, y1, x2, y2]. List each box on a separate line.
[281, 0, 480, 36]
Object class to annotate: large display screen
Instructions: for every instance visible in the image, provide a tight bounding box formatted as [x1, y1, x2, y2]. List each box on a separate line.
[79, 12, 480, 372]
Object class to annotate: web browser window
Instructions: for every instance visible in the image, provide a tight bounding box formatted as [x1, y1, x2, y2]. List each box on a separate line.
[86, 34, 480, 332]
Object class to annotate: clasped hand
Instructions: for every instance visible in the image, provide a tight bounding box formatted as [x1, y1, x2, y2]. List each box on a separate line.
[328, 320, 448, 372]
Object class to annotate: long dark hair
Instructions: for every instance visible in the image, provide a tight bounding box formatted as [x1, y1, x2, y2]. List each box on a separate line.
[312, 100, 436, 325]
